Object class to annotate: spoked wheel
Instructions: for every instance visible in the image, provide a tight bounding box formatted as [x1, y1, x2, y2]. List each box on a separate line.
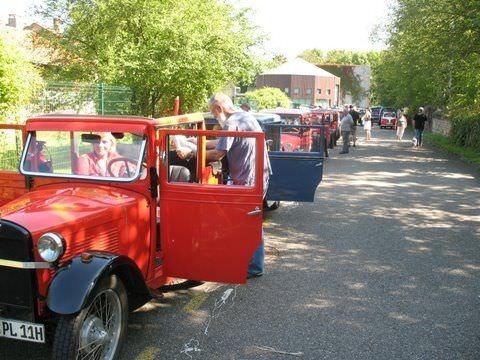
[52, 275, 128, 360]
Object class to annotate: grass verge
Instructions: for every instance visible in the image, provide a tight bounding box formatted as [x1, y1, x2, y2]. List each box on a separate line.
[424, 132, 480, 169]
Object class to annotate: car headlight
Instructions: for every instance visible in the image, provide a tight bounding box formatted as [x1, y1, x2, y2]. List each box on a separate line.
[38, 233, 65, 262]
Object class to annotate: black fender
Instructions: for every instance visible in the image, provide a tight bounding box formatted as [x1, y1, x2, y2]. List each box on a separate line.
[47, 252, 151, 315]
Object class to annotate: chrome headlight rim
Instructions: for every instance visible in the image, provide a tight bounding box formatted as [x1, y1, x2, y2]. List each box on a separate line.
[38, 232, 65, 263]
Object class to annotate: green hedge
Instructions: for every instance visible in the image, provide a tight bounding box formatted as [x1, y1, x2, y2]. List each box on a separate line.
[451, 116, 480, 150]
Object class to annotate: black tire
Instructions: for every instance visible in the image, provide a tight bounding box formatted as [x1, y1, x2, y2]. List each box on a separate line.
[52, 275, 128, 360]
[263, 199, 280, 211]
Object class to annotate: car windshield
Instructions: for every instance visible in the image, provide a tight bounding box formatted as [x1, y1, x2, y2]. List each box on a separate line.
[20, 130, 146, 181]
[383, 112, 395, 117]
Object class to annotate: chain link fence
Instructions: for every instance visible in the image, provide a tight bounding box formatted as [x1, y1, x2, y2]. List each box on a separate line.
[32, 81, 133, 116]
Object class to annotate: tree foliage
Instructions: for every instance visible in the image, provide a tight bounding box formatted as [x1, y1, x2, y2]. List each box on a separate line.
[37, 0, 264, 116]
[373, 0, 480, 115]
[299, 49, 380, 66]
[0, 33, 43, 122]
[243, 87, 291, 110]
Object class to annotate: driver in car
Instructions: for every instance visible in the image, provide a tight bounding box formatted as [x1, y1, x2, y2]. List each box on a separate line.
[76, 132, 125, 177]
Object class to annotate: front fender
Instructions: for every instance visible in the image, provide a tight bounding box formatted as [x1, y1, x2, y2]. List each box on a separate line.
[47, 252, 150, 315]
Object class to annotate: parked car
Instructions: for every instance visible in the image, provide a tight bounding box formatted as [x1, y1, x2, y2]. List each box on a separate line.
[380, 111, 398, 129]
[0, 113, 327, 358]
[310, 109, 340, 150]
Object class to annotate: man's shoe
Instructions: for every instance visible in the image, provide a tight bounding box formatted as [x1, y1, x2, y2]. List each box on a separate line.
[247, 272, 263, 279]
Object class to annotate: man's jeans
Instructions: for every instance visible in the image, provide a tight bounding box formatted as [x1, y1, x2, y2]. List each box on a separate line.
[415, 129, 424, 146]
[341, 131, 351, 153]
[248, 228, 264, 276]
[248, 187, 269, 276]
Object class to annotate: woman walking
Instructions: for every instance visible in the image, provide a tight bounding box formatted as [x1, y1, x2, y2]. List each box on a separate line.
[396, 112, 407, 140]
[363, 107, 372, 141]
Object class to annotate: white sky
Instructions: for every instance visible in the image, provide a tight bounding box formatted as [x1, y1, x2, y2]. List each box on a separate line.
[236, 0, 391, 58]
[1, 0, 391, 58]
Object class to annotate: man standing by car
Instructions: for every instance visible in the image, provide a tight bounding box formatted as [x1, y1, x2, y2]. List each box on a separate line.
[349, 105, 360, 146]
[413, 107, 428, 147]
[177, 93, 272, 278]
[340, 107, 354, 154]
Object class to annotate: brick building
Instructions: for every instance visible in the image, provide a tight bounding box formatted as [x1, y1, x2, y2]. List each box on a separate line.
[256, 58, 341, 108]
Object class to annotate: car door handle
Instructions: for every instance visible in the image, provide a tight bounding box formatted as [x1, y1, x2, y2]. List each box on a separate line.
[247, 206, 262, 216]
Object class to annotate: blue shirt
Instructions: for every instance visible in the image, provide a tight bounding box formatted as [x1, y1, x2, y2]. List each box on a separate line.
[216, 112, 272, 191]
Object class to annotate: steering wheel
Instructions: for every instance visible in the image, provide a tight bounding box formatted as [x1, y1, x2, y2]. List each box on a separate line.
[107, 157, 139, 177]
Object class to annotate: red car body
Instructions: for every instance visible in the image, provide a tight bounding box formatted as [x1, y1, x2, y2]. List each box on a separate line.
[261, 108, 314, 152]
[311, 109, 340, 149]
[380, 112, 397, 129]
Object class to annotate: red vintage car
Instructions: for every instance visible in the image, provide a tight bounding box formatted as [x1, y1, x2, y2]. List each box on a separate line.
[0, 112, 327, 359]
[0, 114, 267, 359]
[380, 111, 397, 129]
[260, 108, 314, 152]
[311, 109, 340, 150]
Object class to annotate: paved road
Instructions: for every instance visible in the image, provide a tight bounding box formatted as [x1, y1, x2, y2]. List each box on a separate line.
[2, 127, 479, 359]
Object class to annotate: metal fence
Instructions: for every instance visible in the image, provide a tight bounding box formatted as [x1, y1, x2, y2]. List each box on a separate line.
[33, 81, 133, 115]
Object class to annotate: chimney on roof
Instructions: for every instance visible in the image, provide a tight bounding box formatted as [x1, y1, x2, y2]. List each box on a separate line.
[53, 18, 60, 32]
[7, 14, 17, 28]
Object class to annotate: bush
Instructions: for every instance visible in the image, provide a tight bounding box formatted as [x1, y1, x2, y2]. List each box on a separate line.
[0, 32, 43, 122]
[243, 87, 291, 110]
[451, 116, 480, 150]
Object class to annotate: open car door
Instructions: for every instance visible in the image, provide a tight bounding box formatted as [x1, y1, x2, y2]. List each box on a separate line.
[263, 123, 325, 202]
[158, 129, 264, 284]
[0, 124, 27, 206]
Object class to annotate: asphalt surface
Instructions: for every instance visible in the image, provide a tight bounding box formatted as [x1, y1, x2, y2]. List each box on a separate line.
[2, 127, 479, 359]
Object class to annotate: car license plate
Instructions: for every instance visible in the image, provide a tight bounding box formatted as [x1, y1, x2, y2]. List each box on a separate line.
[0, 318, 45, 343]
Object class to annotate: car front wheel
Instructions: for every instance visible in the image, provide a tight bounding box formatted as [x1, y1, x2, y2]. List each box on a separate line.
[52, 275, 128, 360]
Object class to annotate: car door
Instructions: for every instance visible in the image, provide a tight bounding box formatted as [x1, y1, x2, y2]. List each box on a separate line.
[262, 123, 324, 202]
[158, 128, 264, 284]
[0, 125, 27, 206]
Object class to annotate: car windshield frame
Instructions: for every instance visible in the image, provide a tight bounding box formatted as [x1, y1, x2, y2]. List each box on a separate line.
[19, 131, 147, 183]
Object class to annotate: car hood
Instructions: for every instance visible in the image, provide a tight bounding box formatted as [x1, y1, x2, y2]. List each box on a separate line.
[0, 185, 137, 236]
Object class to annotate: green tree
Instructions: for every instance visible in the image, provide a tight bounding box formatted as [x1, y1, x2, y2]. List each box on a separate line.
[0, 33, 43, 122]
[372, 0, 480, 115]
[298, 49, 325, 64]
[243, 87, 290, 110]
[37, 0, 263, 116]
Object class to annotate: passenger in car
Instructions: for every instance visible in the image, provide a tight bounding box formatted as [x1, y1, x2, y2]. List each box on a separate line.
[76, 132, 124, 177]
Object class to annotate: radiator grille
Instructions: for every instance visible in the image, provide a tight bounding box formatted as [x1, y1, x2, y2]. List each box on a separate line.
[0, 220, 36, 322]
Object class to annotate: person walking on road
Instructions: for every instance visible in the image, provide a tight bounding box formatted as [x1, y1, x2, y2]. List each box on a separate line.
[396, 112, 408, 141]
[363, 107, 372, 141]
[413, 107, 427, 147]
[340, 107, 354, 154]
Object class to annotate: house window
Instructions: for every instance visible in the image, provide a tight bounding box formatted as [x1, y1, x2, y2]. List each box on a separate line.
[293, 88, 300, 94]
[317, 89, 322, 94]
[306, 88, 312, 95]
[284, 88, 289, 94]
[327, 89, 331, 95]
